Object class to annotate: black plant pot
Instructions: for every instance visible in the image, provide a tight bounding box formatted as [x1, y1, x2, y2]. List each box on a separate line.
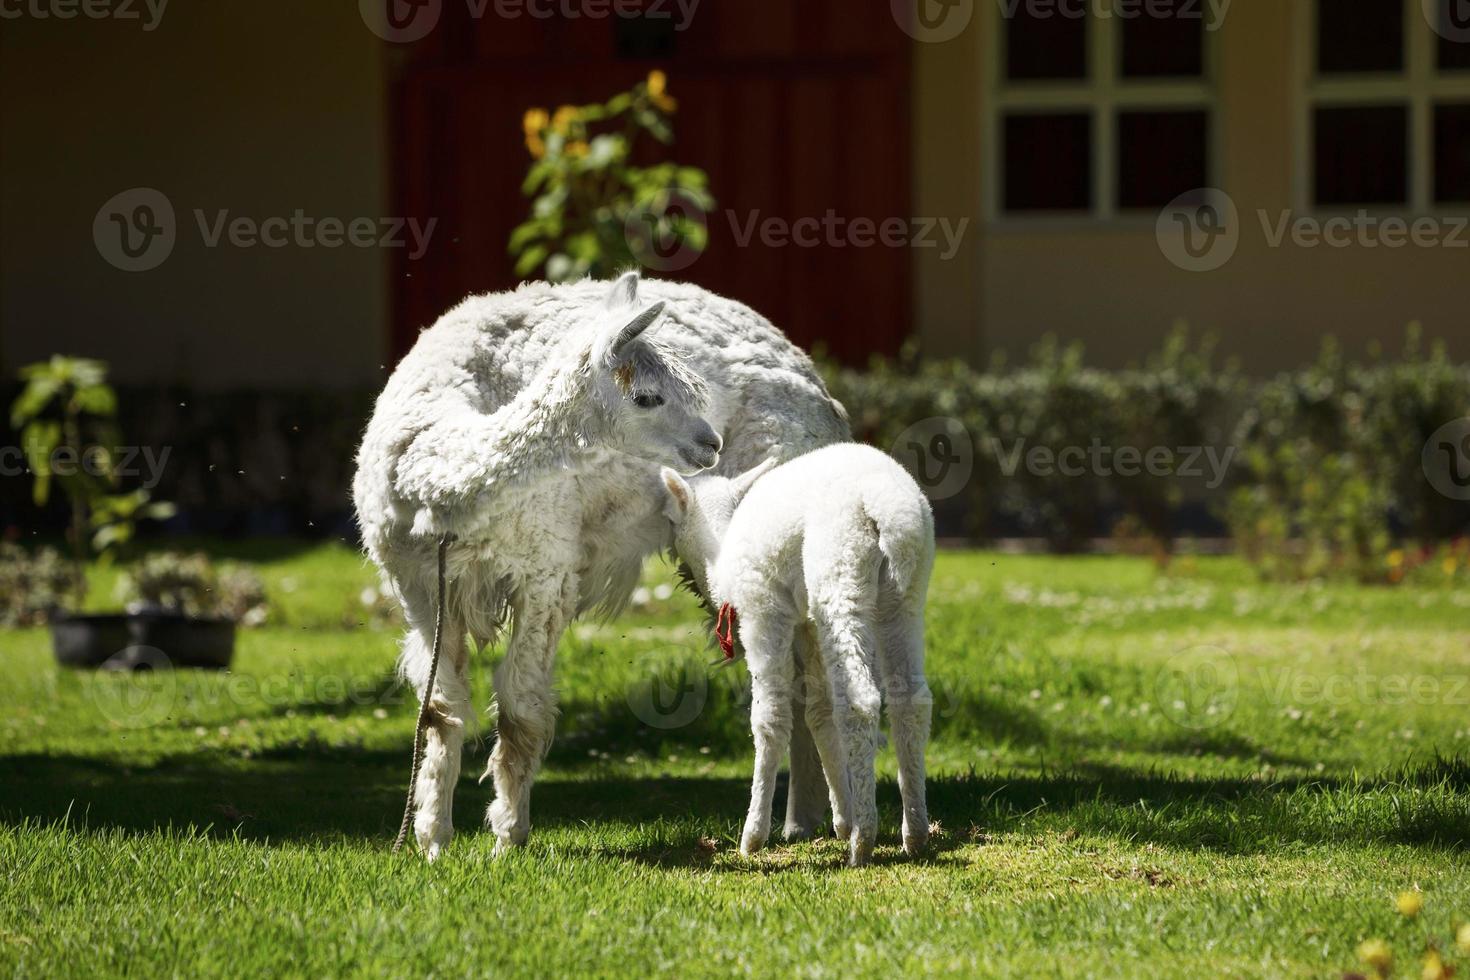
[51, 611, 235, 670]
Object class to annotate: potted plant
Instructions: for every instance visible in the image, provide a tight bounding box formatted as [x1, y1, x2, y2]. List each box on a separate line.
[9, 356, 243, 670]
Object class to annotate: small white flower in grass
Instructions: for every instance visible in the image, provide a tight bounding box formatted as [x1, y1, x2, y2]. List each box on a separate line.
[359, 587, 378, 607]
[1099, 695, 1113, 709]
[1029, 689, 1041, 700]
[631, 587, 652, 606]
[653, 583, 673, 600]
[194, 726, 207, 737]
[372, 708, 388, 720]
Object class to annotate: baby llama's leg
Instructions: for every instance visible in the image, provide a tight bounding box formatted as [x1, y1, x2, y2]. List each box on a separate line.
[795, 623, 855, 841]
[783, 627, 833, 842]
[814, 611, 882, 866]
[739, 608, 797, 857]
[486, 574, 575, 853]
[398, 584, 471, 862]
[878, 595, 932, 857]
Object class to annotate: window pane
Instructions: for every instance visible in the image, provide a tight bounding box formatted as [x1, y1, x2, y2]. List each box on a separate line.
[1317, 0, 1404, 73]
[1440, 35, 1470, 71]
[1003, 113, 1092, 212]
[1314, 106, 1408, 205]
[1005, 8, 1087, 80]
[1435, 103, 1470, 202]
[1121, 15, 1204, 77]
[1117, 110, 1209, 209]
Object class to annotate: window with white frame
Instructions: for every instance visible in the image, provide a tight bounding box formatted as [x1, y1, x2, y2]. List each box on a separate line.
[990, 5, 1217, 218]
[1303, 0, 1470, 209]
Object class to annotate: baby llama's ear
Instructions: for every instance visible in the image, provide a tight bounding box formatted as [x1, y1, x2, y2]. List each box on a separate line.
[598, 300, 666, 365]
[730, 457, 778, 504]
[660, 467, 691, 522]
[605, 270, 640, 309]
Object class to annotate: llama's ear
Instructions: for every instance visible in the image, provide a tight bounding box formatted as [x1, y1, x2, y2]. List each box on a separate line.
[660, 467, 691, 522]
[730, 457, 777, 504]
[604, 301, 666, 362]
[605, 270, 640, 309]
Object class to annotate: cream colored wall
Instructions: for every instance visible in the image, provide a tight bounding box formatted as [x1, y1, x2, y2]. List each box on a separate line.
[0, 1, 388, 388]
[914, 0, 1468, 371]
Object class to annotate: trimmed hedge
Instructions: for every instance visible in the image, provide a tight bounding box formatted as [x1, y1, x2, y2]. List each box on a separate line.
[5, 329, 1468, 582]
[824, 328, 1470, 572]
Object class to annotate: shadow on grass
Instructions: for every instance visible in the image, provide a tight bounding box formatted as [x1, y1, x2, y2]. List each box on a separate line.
[1, 747, 1465, 859]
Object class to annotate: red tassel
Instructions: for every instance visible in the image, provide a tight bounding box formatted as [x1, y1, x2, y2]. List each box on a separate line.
[715, 602, 738, 661]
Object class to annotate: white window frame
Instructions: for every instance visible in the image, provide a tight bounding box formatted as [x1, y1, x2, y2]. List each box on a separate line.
[984, 7, 1221, 226]
[1293, 0, 1470, 215]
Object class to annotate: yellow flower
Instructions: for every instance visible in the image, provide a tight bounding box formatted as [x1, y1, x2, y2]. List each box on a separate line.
[646, 69, 677, 112]
[565, 140, 589, 158]
[1457, 922, 1470, 954]
[1387, 549, 1406, 568]
[523, 108, 549, 159]
[551, 105, 579, 135]
[1445, 557, 1460, 577]
[1398, 890, 1424, 918]
[1358, 938, 1393, 975]
[1421, 950, 1448, 980]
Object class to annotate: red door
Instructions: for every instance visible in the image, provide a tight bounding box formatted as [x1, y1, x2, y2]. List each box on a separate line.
[386, 0, 912, 364]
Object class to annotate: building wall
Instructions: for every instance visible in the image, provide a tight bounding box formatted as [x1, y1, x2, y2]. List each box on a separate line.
[914, 0, 1469, 371]
[0, 1, 388, 389]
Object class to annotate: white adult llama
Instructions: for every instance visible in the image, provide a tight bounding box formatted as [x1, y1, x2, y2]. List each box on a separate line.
[353, 273, 849, 857]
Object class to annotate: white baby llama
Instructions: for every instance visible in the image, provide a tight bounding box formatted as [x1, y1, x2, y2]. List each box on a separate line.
[661, 443, 935, 866]
[354, 273, 850, 858]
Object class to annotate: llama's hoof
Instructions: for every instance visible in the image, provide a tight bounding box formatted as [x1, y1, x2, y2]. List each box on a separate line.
[487, 798, 529, 853]
[740, 826, 768, 857]
[902, 831, 930, 857]
[415, 822, 452, 862]
[833, 819, 852, 841]
[848, 832, 875, 867]
[782, 822, 814, 842]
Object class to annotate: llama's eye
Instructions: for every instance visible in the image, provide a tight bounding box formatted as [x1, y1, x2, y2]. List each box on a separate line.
[632, 393, 664, 409]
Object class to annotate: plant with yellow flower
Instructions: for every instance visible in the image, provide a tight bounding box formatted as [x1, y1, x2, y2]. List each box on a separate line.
[1358, 938, 1393, 977]
[511, 71, 712, 282]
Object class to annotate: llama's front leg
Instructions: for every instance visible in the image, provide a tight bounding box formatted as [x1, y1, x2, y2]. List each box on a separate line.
[784, 626, 833, 842]
[400, 606, 471, 862]
[739, 612, 796, 857]
[485, 581, 572, 852]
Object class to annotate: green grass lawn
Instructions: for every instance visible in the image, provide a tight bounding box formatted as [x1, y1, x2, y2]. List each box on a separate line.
[2, 543, 1469, 977]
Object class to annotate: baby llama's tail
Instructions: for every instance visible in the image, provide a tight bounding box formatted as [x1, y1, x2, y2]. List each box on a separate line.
[865, 482, 935, 595]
